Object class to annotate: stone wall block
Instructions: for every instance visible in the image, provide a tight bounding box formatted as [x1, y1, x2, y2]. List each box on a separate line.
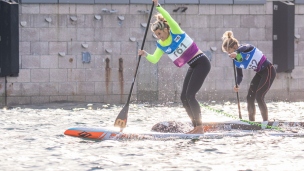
[33, 14, 50, 28]
[77, 28, 95, 41]
[215, 5, 232, 14]
[6, 83, 22, 96]
[67, 42, 85, 55]
[95, 82, 112, 95]
[68, 95, 86, 102]
[7, 97, 31, 106]
[21, 28, 40, 41]
[50, 96, 68, 102]
[22, 83, 40, 96]
[76, 5, 94, 14]
[58, 4, 76, 14]
[40, 4, 58, 14]
[67, 69, 86, 82]
[208, 15, 224, 28]
[240, 15, 256, 28]
[7, 69, 31, 83]
[104, 42, 121, 55]
[40, 28, 58, 41]
[50, 69, 68, 82]
[22, 55, 41, 69]
[249, 5, 266, 14]
[58, 15, 68, 27]
[86, 69, 105, 82]
[49, 42, 67, 55]
[223, 15, 241, 28]
[31, 69, 50, 82]
[232, 5, 249, 14]
[20, 42, 31, 55]
[58, 55, 77, 69]
[39, 83, 59, 96]
[41, 55, 58, 68]
[249, 28, 266, 41]
[256, 41, 272, 54]
[31, 42, 49, 55]
[59, 83, 77, 95]
[83, 15, 95, 28]
[291, 67, 304, 79]
[77, 82, 95, 95]
[57, 28, 77, 42]
[31, 96, 50, 104]
[298, 54, 304, 67]
[21, 4, 40, 14]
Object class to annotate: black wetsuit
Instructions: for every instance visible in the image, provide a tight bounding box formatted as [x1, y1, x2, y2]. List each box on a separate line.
[235, 44, 276, 121]
[181, 53, 211, 127]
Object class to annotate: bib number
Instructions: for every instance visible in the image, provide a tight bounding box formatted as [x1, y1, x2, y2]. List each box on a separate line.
[173, 42, 188, 57]
[248, 59, 258, 70]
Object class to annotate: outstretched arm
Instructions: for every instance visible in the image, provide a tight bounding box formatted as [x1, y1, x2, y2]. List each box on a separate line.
[153, 1, 183, 34]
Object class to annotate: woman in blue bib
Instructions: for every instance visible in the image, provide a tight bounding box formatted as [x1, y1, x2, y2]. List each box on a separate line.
[222, 31, 276, 121]
[138, 0, 211, 134]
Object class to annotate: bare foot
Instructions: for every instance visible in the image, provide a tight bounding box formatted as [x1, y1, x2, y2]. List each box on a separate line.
[187, 125, 213, 134]
[190, 126, 205, 134]
[188, 125, 210, 134]
[186, 127, 197, 134]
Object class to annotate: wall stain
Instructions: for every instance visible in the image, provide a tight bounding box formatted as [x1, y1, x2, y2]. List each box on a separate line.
[119, 58, 124, 104]
[6, 83, 13, 96]
[105, 58, 111, 94]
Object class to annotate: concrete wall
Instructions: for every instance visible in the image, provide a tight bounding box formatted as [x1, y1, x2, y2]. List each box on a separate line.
[0, 2, 304, 106]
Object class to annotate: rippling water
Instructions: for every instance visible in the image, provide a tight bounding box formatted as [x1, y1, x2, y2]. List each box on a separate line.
[1, 101, 304, 171]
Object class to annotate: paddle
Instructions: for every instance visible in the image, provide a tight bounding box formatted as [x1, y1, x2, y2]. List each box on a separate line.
[114, 2, 155, 131]
[232, 60, 242, 119]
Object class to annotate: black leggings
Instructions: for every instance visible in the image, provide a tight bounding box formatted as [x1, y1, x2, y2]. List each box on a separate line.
[181, 54, 211, 127]
[247, 64, 276, 121]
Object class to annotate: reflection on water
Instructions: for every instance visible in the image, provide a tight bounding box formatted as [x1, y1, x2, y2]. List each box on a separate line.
[1, 101, 304, 171]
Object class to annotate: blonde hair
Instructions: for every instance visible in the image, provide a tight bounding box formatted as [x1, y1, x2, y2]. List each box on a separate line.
[151, 13, 169, 31]
[221, 31, 239, 52]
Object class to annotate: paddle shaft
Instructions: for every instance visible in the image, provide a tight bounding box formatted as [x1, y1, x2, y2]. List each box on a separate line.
[232, 60, 242, 119]
[126, 3, 154, 103]
[114, 3, 154, 130]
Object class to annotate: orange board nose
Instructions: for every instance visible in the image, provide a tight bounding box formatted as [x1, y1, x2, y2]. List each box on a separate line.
[64, 129, 105, 139]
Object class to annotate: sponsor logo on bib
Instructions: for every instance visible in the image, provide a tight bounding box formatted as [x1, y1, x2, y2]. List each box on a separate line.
[165, 47, 172, 53]
[174, 35, 181, 42]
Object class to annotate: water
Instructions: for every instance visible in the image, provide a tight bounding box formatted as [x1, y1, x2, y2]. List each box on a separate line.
[1, 101, 304, 171]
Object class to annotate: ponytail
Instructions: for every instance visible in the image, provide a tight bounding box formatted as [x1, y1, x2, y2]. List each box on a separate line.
[221, 31, 239, 52]
[151, 13, 169, 31]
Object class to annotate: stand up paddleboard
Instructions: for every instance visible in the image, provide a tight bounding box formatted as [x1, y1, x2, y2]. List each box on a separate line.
[64, 120, 304, 141]
[64, 127, 257, 140]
